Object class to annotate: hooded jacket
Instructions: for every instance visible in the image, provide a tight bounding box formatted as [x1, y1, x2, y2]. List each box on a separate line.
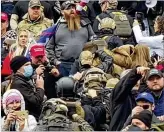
[1, 89, 37, 131]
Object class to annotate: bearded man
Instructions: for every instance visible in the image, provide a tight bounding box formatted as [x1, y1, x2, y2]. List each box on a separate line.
[46, 0, 95, 77]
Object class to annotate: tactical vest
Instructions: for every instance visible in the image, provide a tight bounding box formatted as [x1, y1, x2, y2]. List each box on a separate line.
[97, 10, 132, 37]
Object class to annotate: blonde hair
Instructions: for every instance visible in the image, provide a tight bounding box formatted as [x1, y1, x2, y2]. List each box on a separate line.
[10, 30, 30, 58]
[131, 44, 152, 68]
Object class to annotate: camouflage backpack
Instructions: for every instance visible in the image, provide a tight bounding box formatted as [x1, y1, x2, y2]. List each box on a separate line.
[37, 98, 80, 131]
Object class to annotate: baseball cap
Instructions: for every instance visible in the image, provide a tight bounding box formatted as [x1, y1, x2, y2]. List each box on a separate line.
[147, 68, 163, 80]
[136, 92, 155, 104]
[99, 0, 118, 4]
[1, 12, 8, 21]
[29, 0, 41, 8]
[30, 45, 45, 57]
[61, 1, 76, 10]
[80, 51, 93, 65]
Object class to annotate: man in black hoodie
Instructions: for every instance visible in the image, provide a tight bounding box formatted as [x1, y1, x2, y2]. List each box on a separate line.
[109, 66, 150, 131]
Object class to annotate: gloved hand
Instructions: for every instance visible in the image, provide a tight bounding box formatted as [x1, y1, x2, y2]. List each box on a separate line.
[67, 101, 85, 120]
[133, 20, 139, 27]
[75, 102, 85, 119]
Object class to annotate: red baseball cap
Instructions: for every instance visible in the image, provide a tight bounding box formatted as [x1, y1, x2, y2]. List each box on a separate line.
[1, 12, 8, 21]
[30, 45, 45, 57]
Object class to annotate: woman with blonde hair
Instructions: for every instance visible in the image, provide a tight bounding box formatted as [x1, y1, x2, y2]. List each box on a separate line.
[10, 29, 31, 59]
[131, 44, 153, 68]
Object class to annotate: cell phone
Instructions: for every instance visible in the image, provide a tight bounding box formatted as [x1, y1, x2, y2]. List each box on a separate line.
[135, 12, 144, 21]
[14, 110, 28, 119]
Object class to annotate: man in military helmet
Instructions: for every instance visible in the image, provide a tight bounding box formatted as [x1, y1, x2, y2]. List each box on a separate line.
[70, 42, 113, 80]
[93, 0, 135, 45]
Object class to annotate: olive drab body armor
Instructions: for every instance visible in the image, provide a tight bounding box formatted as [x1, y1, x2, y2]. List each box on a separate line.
[38, 99, 83, 131]
[110, 11, 132, 37]
[96, 10, 132, 37]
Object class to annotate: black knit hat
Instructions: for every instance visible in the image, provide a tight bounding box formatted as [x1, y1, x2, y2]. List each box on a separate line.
[132, 110, 152, 128]
[10, 56, 30, 73]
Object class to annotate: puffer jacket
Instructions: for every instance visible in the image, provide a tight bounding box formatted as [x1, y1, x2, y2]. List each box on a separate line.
[1, 89, 37, 131]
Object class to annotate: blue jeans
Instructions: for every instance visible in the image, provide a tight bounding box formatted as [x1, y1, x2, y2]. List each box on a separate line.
[58, 62, 72, 77]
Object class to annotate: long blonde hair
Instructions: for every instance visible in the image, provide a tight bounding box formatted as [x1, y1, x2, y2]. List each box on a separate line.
[10, 30, 30, 58]
[131, 44, 152, 68]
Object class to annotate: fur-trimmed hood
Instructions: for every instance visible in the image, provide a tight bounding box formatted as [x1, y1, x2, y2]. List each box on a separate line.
[2, 89, 25, 115]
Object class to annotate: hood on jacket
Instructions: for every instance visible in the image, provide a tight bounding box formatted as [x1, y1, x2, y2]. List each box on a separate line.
[2, 89, 25, 115]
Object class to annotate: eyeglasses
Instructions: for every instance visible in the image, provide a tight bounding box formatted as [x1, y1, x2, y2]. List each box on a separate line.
[138, 105, 150, 109]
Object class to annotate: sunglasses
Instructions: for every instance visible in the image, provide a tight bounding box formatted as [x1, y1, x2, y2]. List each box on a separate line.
[31, 6, 40, 10]
[1, 20, 6, 23]
[138, 105, 150, 109]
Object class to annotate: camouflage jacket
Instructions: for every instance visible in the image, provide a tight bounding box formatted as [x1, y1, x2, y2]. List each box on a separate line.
[17, 13, 53, 41]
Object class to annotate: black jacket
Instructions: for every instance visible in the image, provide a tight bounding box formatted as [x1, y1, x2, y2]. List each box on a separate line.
[81, 96, 106, 130]
[10, 74, 44, 119]
[109, 68, 142, 131]
[69, 50, 113, 75]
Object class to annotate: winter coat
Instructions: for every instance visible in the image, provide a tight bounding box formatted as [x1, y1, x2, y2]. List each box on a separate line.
[1, 89, 37, 131]
[10, 74, 44, 119]
[133, 25, 164, 57]
[104, 45, 135, 69]
[109, 68, 142, 131]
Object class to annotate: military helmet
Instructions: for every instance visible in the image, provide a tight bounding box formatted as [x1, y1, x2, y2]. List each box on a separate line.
[83, 67, 107, 90]
[56, 77, 77, 98]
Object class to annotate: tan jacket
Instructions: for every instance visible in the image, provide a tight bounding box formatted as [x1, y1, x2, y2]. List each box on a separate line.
[104, 45, 135, 69]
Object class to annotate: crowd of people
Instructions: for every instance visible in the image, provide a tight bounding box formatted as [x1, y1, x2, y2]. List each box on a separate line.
[1, 0, 164, 131]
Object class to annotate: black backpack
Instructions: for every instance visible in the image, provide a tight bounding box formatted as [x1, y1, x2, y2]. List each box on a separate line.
[99, 88, 113, 123]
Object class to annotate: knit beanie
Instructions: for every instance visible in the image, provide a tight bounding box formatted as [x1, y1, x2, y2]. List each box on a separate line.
[132, 110, 152, 128]
[10, 56, 30, 73]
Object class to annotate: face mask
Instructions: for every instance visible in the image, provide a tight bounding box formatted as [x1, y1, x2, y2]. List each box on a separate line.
[23, 65, 33, 77]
